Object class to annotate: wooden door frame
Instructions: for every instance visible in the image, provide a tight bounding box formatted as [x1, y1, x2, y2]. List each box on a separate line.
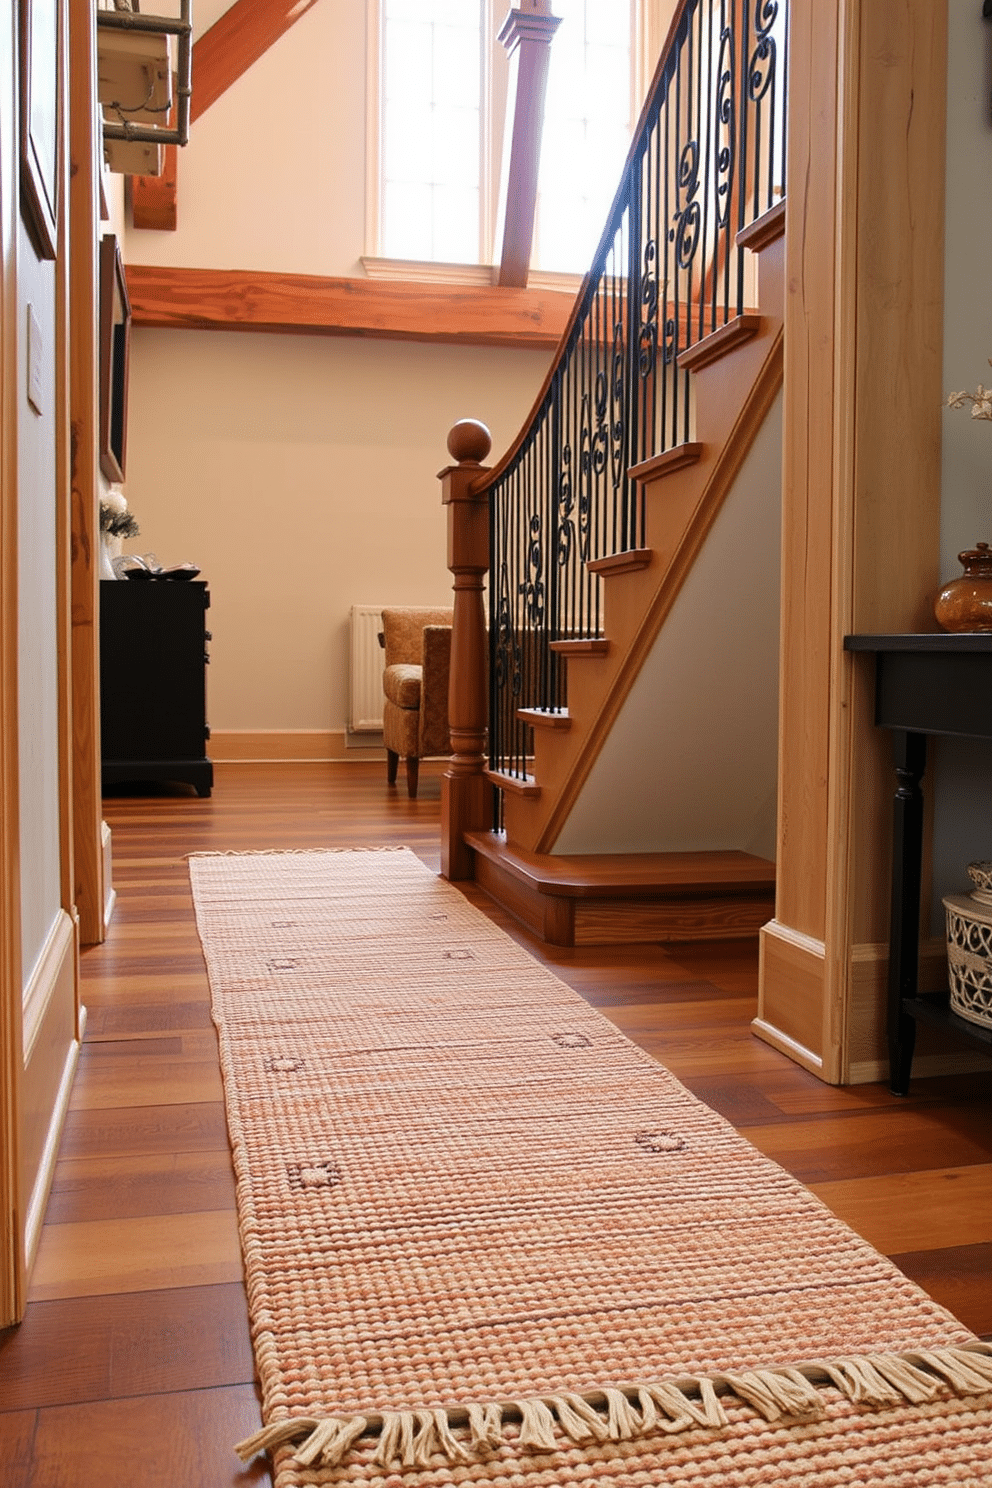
[68, 0, 104, 947]
[0, 0, 25, 1328]
[755, 0, 948, 1083]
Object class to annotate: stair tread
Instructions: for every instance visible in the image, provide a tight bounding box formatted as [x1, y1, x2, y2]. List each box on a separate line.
[465, 832, 775, 899]
[517, 708, 571, 729]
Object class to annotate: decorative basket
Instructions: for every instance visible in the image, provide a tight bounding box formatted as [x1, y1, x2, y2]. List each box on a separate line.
[943, 891, 992, 1029]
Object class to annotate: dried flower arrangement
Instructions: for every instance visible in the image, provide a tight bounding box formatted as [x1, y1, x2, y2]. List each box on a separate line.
[99, 488, 139, 540]
[946, 363, 992, 421]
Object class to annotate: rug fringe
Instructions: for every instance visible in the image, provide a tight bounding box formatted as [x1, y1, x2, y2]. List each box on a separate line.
[187, 846, 410, 859]
[233, 1342, 992, 1470]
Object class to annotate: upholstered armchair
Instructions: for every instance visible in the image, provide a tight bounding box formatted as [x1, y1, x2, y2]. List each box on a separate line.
[381, 607, 454, 798]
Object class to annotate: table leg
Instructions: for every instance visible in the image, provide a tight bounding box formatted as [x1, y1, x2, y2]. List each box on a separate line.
[887, 730, 926, 1095]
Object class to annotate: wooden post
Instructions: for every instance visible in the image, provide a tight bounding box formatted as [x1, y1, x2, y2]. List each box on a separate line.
[440, 420, 493, 882]
[495, 0, 562, 288]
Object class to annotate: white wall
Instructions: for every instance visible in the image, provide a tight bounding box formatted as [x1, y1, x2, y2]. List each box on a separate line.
[121, 1, 553, 739]
[931, 0, 992, 926]
[554, 392, 781, 859]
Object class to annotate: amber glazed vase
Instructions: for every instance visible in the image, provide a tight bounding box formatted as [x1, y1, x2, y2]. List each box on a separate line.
[934, 541, 992, 631]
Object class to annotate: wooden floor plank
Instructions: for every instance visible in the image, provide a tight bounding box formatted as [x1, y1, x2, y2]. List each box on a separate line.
[44, 1150, 237, 1224]
[4, 758, 989, 1482]
[56, 1102, 230, 1161]
[28, 1210, 243, 1301]
[810, 1166, 992, 1254]
[27, 1384, 269, 1488]
[67, 1052, 224, 1111]
[0, 1410, 37, 1488]
[0, 1284, 254, 1409]
[742, 1106, 992, 1183]
[890, 1243, 992, 1338]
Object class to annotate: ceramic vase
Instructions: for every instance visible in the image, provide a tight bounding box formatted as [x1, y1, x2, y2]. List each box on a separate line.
[934, 541, 992, 632]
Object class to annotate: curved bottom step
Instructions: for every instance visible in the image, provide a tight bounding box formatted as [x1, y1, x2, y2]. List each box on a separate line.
[465, 831, 775, 948]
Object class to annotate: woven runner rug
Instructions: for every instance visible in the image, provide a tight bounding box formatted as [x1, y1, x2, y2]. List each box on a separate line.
[189, 847, 992, 1487]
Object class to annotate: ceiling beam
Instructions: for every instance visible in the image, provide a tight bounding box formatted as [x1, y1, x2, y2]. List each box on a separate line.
[125, 265, 574, 350]
[131, 0, 322, 231]
[190, 0, 322, 122]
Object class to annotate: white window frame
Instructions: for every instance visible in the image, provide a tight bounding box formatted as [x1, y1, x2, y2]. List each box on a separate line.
[364, 0, 665, 284]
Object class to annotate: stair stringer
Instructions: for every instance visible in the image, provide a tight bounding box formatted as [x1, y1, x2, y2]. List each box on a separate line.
[501, 233, 785, 856]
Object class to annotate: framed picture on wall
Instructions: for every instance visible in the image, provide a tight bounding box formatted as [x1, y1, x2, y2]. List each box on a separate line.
[99, 235, 132, 482]
[19, 0, 61, 261]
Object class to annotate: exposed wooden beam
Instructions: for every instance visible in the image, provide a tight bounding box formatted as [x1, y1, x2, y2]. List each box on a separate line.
[125, 266, 574, 349]
[130, 0, 322, 231]
[131, 97, 178, 232]
[190, 0, 322, 123]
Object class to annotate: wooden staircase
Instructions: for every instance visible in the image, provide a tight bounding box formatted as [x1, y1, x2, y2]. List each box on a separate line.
[466, 832, 775, 948]
[446, 209, 784, 946]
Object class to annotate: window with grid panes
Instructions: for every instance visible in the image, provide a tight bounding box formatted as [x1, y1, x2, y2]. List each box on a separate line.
[375, 0, 636, 275]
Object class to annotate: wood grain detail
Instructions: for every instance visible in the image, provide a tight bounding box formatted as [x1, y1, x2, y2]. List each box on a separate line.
[736, 198, 786, 252]
[761, 0, 949, 1086]
[628, 442, 704, 483]
[0, 0, 25, 1327]
[69, 4, 106, 946]
[125, 265, 575, 349]
[586, 548, 653, 578]
[190, 0, 323, 123]
[465, 831, 775, 947]
[517, 708, 571, 730]
[130, 145, 177, 232]
[677, 314, 762, 372]
[549, 638, 610, 656]
[485, 769, 541, 797]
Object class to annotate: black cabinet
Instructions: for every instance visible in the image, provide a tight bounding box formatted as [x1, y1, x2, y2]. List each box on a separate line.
[100, 580, 213, 797]
[845, 632, 992, 1093]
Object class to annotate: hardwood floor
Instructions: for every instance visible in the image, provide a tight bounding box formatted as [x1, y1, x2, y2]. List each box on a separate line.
[1, 760, 990, 1487]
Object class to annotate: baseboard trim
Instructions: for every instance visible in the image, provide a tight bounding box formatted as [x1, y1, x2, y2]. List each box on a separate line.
[848, 1048, 992, 1085]
[24, 1014, 84, 1273]
[102, 821, 115, 933]
[210, 729, 386, 763]
[22, 910, 75, 1066]
[750, 1017, 825, 1077]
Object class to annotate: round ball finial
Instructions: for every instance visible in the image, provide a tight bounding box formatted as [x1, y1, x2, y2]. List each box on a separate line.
[447, 419, 492, 465]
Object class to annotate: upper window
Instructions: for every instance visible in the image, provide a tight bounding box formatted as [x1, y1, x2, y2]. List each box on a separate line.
[372, 0, 638, 276]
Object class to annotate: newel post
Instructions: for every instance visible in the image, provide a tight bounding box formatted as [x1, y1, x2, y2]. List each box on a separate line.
[439, 420, 493, 882]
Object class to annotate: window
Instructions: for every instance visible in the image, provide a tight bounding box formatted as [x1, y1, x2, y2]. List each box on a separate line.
[371, 0, 641, 277]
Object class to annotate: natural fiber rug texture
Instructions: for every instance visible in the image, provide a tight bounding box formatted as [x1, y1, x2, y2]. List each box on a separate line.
[189, 847, 992, 1487]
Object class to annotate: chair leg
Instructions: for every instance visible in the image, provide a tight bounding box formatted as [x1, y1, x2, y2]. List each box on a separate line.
[387, 749, 398, 785]
[405, 756, 419, 799]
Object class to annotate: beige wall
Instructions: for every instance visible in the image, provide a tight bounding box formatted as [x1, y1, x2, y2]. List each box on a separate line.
[120, 1, 553, 740]
[126, 329, 550, 733]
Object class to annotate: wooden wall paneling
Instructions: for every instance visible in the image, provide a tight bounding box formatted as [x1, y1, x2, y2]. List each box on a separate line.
[757, 0, 948, 1084]
[124, 265, 575, 349]
[68, 0, 106, 946]
[0, 0, 26, 1328]
[55, 0, 79, 999]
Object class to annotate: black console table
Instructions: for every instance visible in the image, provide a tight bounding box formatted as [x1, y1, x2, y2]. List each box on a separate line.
[845, 633, 992, 1093]
[100, 580, 213, 797]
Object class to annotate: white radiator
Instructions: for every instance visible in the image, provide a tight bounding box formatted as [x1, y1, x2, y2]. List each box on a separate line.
[349, 605, 385, 731]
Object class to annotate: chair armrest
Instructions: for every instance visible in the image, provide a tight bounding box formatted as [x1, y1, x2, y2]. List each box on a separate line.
[419, 626, 452, 755]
